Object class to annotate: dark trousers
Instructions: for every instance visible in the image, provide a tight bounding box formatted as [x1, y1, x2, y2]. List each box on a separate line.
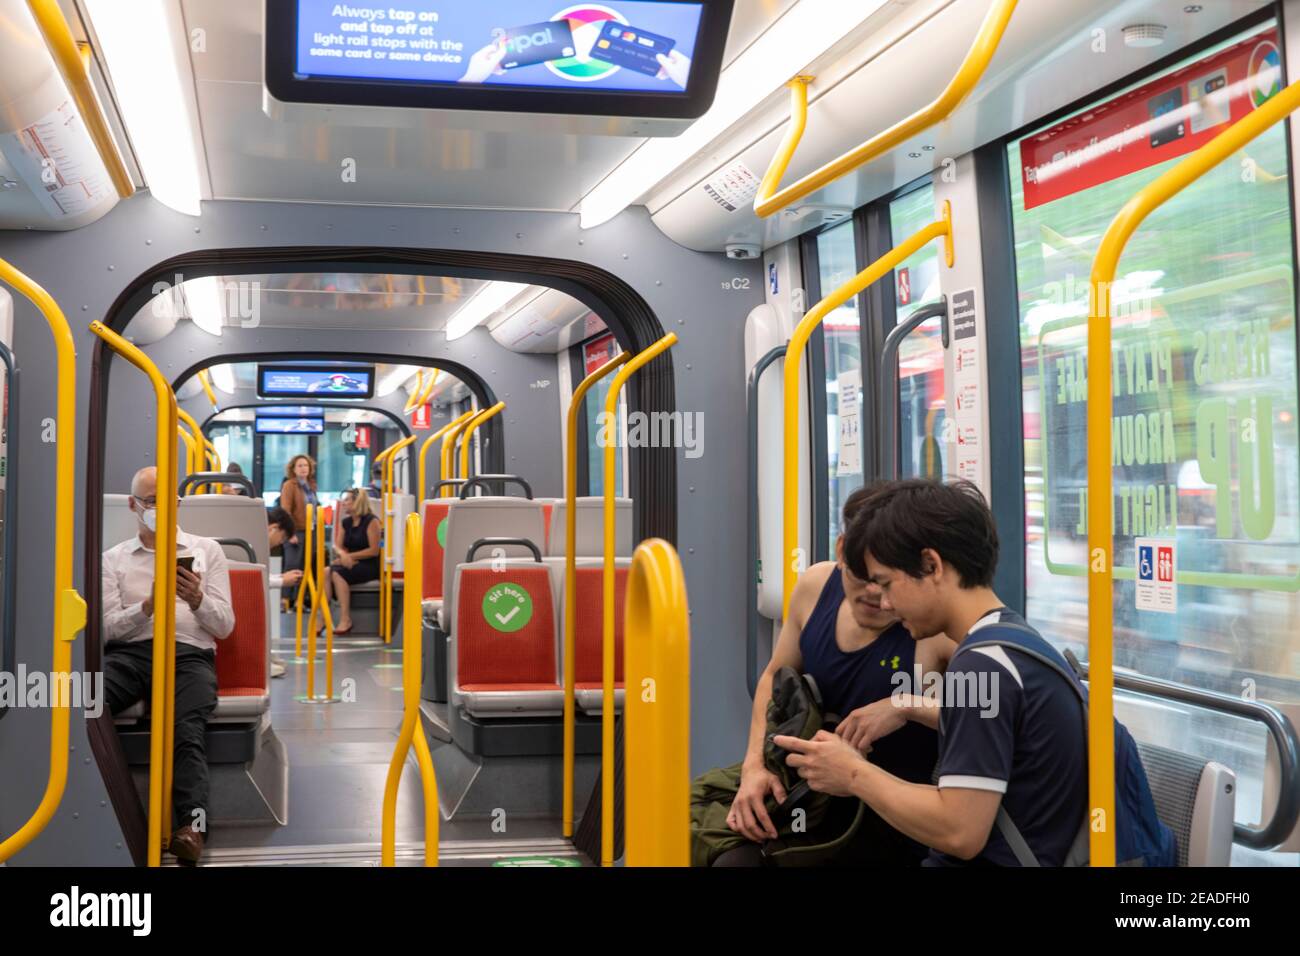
[281, 535, 305, 604]
[104, 641, 217, 831]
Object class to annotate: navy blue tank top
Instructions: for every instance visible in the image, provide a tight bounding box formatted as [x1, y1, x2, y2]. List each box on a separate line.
[800, 567, 938, 785]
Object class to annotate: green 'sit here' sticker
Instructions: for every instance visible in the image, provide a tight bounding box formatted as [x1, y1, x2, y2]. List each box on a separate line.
[482, 582, 533, 633]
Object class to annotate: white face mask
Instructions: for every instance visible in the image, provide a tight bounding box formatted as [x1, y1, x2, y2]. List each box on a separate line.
[135, 497, 157, 533]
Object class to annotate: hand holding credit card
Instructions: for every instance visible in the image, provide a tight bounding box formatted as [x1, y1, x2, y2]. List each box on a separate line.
[591, 22, 685, 81]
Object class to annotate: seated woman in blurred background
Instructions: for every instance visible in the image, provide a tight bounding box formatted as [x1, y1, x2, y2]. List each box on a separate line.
[324, 488, 381, 636]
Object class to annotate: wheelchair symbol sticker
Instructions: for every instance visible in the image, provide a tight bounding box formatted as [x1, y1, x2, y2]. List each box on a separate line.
[1135, 537, 1176, 614]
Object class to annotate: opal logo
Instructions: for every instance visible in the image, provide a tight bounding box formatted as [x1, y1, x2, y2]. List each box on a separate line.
[507, 27, 555, 54]
[547, 4, 626, 82]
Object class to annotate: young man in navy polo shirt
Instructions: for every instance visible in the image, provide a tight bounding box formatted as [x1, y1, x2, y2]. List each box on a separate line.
[775, 479, 1087, 865]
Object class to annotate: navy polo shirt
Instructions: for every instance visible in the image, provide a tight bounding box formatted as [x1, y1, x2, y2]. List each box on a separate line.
[924, 608, 1087, 867]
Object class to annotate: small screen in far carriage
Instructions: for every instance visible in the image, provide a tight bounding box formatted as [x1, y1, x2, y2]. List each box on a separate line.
[258, 366, 375, 400]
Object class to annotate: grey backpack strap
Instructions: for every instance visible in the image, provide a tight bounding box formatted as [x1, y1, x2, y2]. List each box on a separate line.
[995, 806, 1041, 867]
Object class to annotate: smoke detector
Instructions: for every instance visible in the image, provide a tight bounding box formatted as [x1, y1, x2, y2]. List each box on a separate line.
[1123, 24, 1167, 48]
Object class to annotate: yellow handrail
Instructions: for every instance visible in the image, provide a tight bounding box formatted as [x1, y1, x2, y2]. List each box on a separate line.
[440, 412, 477, 496]
[782, 206, 953, 615]
[623, 539, 690, 866]
[176, 424, 197, 480]
[561, 350, 630, 837]
[197, 368, 219, 412]
[87, 320, 178, 866]
[295, 497, 316, 661]
[312, 504, 335, 700]
[26, 0, 135, 199]
[1084, 73, 1300, 868]
[304, 504, 321, 699]
[404, 370, 428, 413]
[419, 410, 474, 502]
[371, 442, 402, 641]
[458, 401, 506, 483]
[0, 262, 87, 864]
[753, 0, 1018, 218]
[382, 436, 418, 643]
[598, 332, 677, 865]
[381, 513, 439, 866]
[176, 408, 217, 491]
[416, 368, 440, 408]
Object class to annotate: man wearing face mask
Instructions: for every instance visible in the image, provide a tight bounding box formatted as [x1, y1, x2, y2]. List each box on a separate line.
[101, 466, 235, 865]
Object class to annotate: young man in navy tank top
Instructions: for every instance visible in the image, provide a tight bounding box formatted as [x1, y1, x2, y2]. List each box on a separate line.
[775, 479, 1088, 866]
[718, 488, 955, 866]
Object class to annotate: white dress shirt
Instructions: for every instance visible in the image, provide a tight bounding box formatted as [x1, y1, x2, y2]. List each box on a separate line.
[102, 529, 236, 652]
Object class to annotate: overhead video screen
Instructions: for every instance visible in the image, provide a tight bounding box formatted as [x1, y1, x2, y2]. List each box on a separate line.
[258, 365, 375, 400]
[265, 1, 733, 120]
[256, 416, 326, 435]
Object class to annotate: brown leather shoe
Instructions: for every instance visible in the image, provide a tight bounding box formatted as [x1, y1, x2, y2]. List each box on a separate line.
[169, 827, 205, 865]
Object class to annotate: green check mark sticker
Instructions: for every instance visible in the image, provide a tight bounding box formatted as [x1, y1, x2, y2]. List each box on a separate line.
[436, 517, 448, 548]
[483, 582, 533, 633]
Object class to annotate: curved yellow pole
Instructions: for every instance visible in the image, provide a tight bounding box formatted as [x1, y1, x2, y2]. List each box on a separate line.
[417, 368, 440, 408]
[176, 425, 197, 481]
[458, 401, 506, 483]
[316, 504, 335, 699]
[782, 207, 953, 616]
[403, 370, 427, 414]
[88, 321, 178, 866]
[382, 436, 418, 643]
[753, 0, 1017, 218]
[599, 333, 677, 865]
[624, 539, 690, 866]
[304, 504, 319, 699]
[176, 408, 217, 491]
[372, 442, 401, 640]
[25, 0, 135, 199]
[440, 413, 477, 496]
[1085, 73, 1300, 868]
[0, 263, 87, 864]
[562, 351, 630, 837]
[419, 410, 474, 501]
[295, 497, 317, 661]
[381, 513, 439, 866]
[196, 368, 219, 412]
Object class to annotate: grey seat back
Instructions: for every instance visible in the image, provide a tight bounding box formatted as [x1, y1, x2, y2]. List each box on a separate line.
[1136, 741, 1235, 867]
[179, 494, 270, 566]
[442, 497, 547, 618]
[546, 497, 633, 557]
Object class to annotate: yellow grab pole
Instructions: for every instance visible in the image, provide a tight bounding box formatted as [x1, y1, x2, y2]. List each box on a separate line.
[88, 321, 178, 866]
[304, 505, 318, 698]
[599, 333, 677, 865]
[381, 513, 439, 866]
[25, 0, 135, 199]
[197, 368, 219, 412]
[293, 495, 316, 660]
[404, 370, 427, 414]
[458, 401, 506, 483]
[440, 413, 476, 496]
[753, 0, 1017, 218]
[782, 208, 953, 616]
[176, 425, 197, 481]
[419, 411, 474, 502]
[315, 504, 335, 699]
[417, 368, 440, 408]
[371, 442, 401, 641]
[562, 351, 630, 837]
[383, 435, 418, 643]
[624, 539, 691, 866]
[177, 408, 214, 491]
[0, 262, 87, 864]
[1084, 72, 1300, 868]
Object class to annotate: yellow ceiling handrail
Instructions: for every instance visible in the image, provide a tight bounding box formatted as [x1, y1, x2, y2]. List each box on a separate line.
[0, 261, 87, 865]
[26, 0, 135, 199]
[458, 401, 506, 483]
[88, 320, 179, 866]
[419, 410, 474, 502]
[753, 0, 1017, 219]
[782, 204, 953, 617]
[381, 513, 439, 866]
[416, 368, 440, 408]
[598, 333, 677, 865]
[196, 369, 220, 412]
[403, 370, 428, 414]
[561, 349, 630, 837]
[624, 539, 691, 866]
[1084, 73, 1300, 868]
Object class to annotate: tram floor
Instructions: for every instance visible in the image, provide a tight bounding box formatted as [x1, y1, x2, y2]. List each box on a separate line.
[193, 614, 590, 867]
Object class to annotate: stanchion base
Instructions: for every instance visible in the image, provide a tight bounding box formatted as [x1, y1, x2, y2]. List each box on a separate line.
[294, 694, 342, 704]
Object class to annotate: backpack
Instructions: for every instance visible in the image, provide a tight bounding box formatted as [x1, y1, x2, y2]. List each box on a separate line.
[958, 620, 1178, 868]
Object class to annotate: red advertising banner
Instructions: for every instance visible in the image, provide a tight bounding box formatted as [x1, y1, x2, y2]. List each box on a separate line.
[584, 333, 619, 376]
[356, 424, 371, 450]
[412, 404, 432, 430]
[1019, 28, 1282, 210]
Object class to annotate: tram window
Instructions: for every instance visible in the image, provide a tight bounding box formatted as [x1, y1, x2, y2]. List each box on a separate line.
[581, 333, 625, 497]
[262, 433, 311, 507]
[1007, 17, 1300, 785]
[816, 221, 862, 541]
[316, 423, 365, 496]
[210, 424, 254, 487]
[888, 183, 945, 479]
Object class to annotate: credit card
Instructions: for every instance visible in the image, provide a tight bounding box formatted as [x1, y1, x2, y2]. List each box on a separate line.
[590, 22, 677, 77]
[497, 20, 576, 70]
